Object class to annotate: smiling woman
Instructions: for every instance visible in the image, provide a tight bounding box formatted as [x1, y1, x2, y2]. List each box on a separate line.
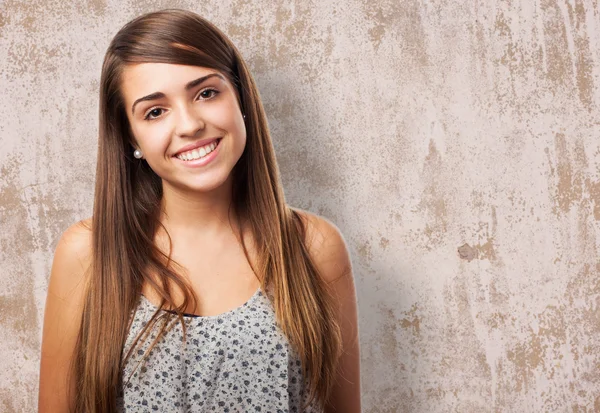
[37, 8, 360, 413]
[121, 64, 247, 193]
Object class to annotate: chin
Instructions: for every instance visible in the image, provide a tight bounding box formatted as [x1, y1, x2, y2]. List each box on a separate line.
[165, 171, 234, 195]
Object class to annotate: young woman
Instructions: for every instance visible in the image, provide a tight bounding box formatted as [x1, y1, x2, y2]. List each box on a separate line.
[38, 9, 360, 413]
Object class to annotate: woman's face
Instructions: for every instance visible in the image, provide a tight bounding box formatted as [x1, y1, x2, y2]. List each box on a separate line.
[120, 63, 246, 194]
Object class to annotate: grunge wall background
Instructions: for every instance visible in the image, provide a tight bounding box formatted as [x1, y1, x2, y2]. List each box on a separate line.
[1, 0, 599, 411]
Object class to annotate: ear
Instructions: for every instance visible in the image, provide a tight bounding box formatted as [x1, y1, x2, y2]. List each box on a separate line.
[126, 126, 142, 157]
[127, 128, 142, 159]
[132, 147, 144, 160]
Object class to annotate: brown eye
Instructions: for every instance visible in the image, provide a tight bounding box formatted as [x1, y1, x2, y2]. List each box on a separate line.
[198, 88, 218, 100]
[144, 108, 163, 120]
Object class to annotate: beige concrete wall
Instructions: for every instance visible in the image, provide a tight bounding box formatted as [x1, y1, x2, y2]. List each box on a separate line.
[1, 0, 599, 411]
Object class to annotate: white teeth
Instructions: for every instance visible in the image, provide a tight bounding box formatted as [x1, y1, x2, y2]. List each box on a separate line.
[176, 140, 219, 161]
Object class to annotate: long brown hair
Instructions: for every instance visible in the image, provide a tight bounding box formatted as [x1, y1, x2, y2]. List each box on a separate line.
[71, 8, 342, 412]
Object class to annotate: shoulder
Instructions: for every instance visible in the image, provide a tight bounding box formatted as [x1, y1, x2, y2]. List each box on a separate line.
[291, 209, 361, 411]
[49, 218, 93, 299]
[55, 218, 92, 268]
[39, 218, 93, 411]
[292, 208, 352, 284]
[57, 218, 92, 251]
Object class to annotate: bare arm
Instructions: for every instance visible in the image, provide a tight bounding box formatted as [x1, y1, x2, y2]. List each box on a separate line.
[300, 210, 362, 413]
[38, 220, 91, 413]
[324, 266, 361, 412]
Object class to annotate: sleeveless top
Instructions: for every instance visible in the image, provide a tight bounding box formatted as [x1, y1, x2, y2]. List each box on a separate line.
[116, 287, 323, 412]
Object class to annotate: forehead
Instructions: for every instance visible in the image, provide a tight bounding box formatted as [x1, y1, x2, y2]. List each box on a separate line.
[120, 63, 226, 103]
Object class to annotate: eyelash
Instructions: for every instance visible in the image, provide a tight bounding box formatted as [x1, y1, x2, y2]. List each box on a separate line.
[143, 88, 220, 121]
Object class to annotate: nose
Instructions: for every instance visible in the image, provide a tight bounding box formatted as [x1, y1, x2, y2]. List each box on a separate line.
[174, 103, 205, 137]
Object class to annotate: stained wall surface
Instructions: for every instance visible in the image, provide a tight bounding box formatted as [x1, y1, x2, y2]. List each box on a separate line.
[1, 0, 600, 411]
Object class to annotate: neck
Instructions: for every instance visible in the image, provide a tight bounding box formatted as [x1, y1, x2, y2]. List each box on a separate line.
[158, 175, 240, 239]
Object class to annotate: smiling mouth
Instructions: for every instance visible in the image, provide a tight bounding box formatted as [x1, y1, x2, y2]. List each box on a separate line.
[174, 139, 221, 161]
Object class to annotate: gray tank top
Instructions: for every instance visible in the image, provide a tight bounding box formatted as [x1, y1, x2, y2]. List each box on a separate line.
[116, 287, 323, 412]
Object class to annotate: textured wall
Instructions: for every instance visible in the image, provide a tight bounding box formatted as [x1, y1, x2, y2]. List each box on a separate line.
[1, 0, 599, 411]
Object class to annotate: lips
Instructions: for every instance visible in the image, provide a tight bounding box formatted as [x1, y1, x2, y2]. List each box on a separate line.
[172, 138, 221, 157]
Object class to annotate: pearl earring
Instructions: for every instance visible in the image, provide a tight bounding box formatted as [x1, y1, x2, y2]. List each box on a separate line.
[133, 149, 143, 159]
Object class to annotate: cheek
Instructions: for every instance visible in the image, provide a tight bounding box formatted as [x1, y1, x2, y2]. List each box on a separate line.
[133, 125, 170, 154]
[232, 119, 247, 151]
[225, 104, 246, 140]
[206, 102, 246, 142]
[234, 113, 246, 138]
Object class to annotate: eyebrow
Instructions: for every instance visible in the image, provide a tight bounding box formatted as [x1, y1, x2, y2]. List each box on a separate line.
[130, 73, 225, 115]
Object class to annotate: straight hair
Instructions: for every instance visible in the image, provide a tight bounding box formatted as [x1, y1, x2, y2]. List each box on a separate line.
[70, 8, 342, 412]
